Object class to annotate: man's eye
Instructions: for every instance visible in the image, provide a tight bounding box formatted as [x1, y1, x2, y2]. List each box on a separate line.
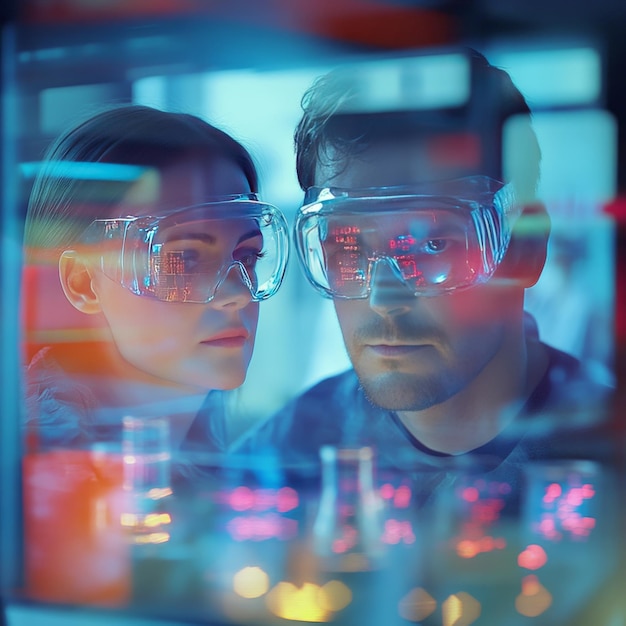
[424, 239, 448, 254]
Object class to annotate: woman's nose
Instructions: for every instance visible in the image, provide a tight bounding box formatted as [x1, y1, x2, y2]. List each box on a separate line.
[210, 262, 254, 309]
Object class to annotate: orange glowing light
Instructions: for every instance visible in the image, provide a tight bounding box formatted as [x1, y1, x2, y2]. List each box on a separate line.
[517, 544, 548, 570]
[398, 587, 437, 622]
[516, 575, 552, 617]
[233, 566, 270, 599]
[456, 540, 479, 559]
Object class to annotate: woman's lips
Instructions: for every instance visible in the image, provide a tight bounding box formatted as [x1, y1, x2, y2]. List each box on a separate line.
[201, 329, 249, 348]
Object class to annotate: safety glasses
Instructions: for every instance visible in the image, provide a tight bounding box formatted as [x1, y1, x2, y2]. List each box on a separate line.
[78, 194, 289, 303]
[295, 176, 518, 299]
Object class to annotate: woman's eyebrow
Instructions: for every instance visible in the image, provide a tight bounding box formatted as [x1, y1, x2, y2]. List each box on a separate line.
[236, 228, 262, 245]
[165, 231, 217, 244]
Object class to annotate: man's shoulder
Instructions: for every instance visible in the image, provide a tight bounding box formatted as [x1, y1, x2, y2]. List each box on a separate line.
[530, 342, 613, 413]
[519, 342, 614, 461]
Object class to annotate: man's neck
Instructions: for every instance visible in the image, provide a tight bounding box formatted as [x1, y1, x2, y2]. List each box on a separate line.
[395, 327, 548, 455]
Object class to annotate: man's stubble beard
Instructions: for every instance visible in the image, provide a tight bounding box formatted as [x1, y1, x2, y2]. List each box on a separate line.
[351, 329, 506, 413]
[356, 367, 465, 412]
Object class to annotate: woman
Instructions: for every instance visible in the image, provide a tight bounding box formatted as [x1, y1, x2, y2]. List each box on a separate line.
[22, 104, 289, 455]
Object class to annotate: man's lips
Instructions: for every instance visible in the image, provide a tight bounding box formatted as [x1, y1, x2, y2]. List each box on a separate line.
[201, 329, 249, 348]
[365, 341, 434, 357]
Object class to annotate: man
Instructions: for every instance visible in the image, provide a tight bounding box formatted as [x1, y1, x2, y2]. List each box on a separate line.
[236, 49, 611, 475]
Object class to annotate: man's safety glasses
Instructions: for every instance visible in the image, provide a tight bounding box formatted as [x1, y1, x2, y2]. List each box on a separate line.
[77, 194, 289, 303]
[294, 177, 518, 299]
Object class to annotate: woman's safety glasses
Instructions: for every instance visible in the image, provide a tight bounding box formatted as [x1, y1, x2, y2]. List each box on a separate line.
[78, 194, 289, 303]
[295, 177, 518, 299]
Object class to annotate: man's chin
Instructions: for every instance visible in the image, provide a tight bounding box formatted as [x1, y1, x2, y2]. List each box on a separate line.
[357, 371, 445, 412]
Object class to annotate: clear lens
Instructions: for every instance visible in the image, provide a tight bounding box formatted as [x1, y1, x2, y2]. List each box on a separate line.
[81, 198, 289, 303]
[296, 178, 514, 299]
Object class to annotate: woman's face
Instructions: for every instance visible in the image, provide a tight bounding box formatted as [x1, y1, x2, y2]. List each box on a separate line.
[89, 156, 260, 392]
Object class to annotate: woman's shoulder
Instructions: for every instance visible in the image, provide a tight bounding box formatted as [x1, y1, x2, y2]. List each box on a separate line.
[24, 347, 99, 448]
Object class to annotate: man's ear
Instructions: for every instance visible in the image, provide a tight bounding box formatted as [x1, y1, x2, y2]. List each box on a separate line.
[497, 202, 551, 288]
[58, 251, 102, 314]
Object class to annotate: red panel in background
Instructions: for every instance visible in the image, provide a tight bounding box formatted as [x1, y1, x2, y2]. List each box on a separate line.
[23, 450, 130, 606]
[19, 0, 457, 49]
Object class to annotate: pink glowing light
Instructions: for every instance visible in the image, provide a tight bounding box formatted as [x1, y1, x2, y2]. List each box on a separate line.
[230, 486, 255, 511]
[462, 487, 479, 503]
[380, 483, 395, 500]
[393, 485, 412, 508]
[518, 544, 548, 570]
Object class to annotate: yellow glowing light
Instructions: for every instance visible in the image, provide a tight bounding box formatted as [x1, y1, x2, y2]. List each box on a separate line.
[398, 587, 437, 621]
[233, 566, 270, 599]
[120, 513, 139, 527]
[319, 580, 352, 611]
[442, 592, 481, 626]
[266, 582, 329, 622]
[120, 512, 171, 528]
[147, 487, 173, 500]
[143, 512, 172, 527]
[516, 576, 553, 617]
[132, 532, 170, 544]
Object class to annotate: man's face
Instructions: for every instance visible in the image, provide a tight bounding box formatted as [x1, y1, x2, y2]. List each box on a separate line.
[315, 139, 522, 411]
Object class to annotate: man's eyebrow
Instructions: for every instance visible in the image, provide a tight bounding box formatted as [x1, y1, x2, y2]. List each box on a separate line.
[236, 228, 262, 245]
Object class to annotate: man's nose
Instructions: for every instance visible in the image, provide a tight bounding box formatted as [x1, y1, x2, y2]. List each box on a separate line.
[210, 262, 254, 309]
[368, 257, 415, 317]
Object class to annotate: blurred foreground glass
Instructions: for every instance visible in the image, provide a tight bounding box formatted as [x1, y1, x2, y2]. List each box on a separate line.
[313, 446, 385, 572]
[121, 416, 173, 542]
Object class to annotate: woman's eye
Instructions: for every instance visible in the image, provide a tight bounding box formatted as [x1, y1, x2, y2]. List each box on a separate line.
[234, 248, 264, 268]
[180, 248, 202, 268]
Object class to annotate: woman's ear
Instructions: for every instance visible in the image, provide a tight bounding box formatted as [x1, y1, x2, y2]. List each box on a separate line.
[497, 202, 551, 288]
[58, 251, 102, 314]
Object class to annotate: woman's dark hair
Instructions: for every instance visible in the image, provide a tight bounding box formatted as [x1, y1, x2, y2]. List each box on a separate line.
[24, 105, 258, 258]
[294, 48, 540, 197]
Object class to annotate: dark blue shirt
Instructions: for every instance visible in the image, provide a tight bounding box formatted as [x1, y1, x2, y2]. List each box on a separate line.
[234, 343, 613, 481]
